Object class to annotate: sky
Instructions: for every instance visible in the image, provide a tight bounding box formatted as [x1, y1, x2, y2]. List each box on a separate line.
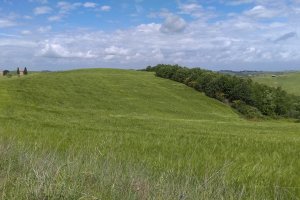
[0, 0, 300, 71]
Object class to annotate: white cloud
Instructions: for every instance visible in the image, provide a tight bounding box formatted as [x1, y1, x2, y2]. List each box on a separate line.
[39, 41, 97, 58]
[21, 30, 32, 35]
[48, 15, 62, 22]
[225, 0, 254, 5]
[179, 3, 204, 17]
[100, 5, 111, 11]
[29, 0, 48, 4]
[0, 18, 17, 28]
[38, 25, 52, 33]
[50, 1, 93, 21]
[160, 14, 187, 33]
[57, 2, 82, 14]
[105, 46, 129, 56]
[83, 2, 97, 8]
[34, 6, 52, 15]
[244, 5, 279, 18]
[24, 15, 33, 20]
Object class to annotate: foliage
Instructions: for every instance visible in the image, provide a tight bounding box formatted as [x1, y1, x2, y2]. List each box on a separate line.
[147, 64, 300, 119]
[3, 70, 9, 76]
[232, 100, 263, 119]
[24, 67, 28, 75]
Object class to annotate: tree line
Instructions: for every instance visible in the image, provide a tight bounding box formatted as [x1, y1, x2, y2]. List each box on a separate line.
[145, 64, 300, 119]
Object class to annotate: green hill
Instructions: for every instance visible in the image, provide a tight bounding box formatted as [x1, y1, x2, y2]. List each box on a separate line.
[253, 72, 300, 96]
[0, 69, 299, 199]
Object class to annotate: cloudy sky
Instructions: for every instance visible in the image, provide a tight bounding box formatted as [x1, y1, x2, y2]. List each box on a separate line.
[0, 0, 300, 71]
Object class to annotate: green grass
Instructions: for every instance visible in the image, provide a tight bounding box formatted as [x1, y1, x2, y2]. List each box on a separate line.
[252, 72, 300, 96]
[0, 69, 299, 199]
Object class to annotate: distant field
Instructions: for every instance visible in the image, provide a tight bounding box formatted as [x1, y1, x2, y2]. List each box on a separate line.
[0, 69, 299, 199]
[253, 72, 300, 96]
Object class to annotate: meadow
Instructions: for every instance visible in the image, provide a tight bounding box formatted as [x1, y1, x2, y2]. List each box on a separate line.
[0, 69, 299, 199]
[253, 72, 300, 96]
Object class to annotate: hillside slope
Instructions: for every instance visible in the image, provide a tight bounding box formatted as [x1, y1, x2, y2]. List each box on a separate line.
[0, 69, 299, 199]
[0, 69, 240, 122]
[253, 72, 300, 96]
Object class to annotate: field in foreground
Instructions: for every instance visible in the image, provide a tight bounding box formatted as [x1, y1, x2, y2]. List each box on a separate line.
[0, 69, 299, 199]
[252, 72, 300, 96]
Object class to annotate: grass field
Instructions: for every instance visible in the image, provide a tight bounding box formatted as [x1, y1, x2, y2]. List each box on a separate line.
[0, 69, 299, 199]
[252, 72, 300, 96]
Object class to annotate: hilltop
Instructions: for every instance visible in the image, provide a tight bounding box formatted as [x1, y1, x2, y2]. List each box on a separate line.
[0, 69, 299, 199]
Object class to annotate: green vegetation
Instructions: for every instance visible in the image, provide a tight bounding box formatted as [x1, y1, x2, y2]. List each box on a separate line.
[0, 69, 299, 199]
[146, 64, 300, 119]
[253, 72, 300, 96]
[24, 67, 28, 75]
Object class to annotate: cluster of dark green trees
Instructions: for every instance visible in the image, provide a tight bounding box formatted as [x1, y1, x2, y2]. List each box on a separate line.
[17, 67, 28, 75]
[145, 64, 300, 119]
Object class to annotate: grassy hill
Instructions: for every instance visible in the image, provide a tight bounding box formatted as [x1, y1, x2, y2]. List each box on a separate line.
[0, 69, 299, 199]
[253, 72, 300, 96]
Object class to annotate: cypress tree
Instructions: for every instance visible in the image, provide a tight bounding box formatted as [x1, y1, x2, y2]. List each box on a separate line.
[24, 67, 28, 75]
[17, 67, 20, 75]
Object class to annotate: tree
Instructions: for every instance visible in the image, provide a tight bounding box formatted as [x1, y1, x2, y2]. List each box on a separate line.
[24, 67, 28, 75]
[17, 67, 20, 75]
[3, 70, 9, 76]
[145, 66, 152, 71]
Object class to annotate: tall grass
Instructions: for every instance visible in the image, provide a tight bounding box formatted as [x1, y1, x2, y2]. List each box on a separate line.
[0, 69, 299, 199]
[1, 139, 297, 200]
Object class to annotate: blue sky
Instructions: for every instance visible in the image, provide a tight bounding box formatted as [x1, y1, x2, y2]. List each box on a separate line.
[0, 0, 300, 71]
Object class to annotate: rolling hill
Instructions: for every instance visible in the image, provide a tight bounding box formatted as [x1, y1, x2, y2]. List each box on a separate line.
[0, 69, 299, 199]
[253, 72, 300, 96]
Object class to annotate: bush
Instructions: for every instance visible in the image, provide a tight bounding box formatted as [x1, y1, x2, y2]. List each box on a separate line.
[3, 70, 9, 76]
[232, 100, 263, 119]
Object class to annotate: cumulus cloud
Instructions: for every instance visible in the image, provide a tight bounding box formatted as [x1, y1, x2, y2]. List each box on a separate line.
[39, 42, 97, 58]
[160, 14, 187, 33]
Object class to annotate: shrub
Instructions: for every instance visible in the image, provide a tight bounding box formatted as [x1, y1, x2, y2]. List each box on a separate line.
[3, 70, 9, 76]
[232, 100, 263, 119]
